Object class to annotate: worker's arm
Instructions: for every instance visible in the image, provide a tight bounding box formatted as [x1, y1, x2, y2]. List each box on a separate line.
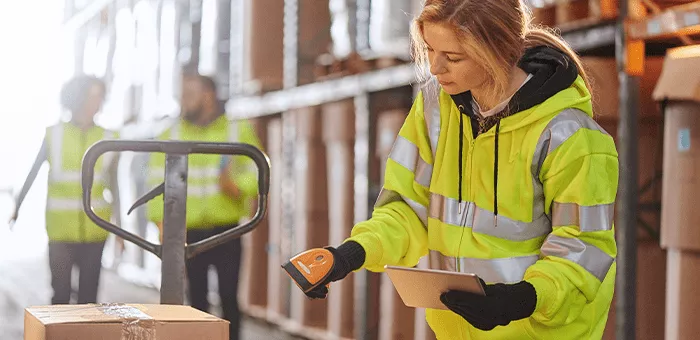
[219, 157, 241, 199]
[523, 126, 618, 327]
[345, 91, 431, 272]
[10, 136, 48, 222]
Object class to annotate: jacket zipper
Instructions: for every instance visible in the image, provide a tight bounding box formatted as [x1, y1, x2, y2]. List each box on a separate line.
[456, 104, 477, 272]
[79, 130, 86, 242]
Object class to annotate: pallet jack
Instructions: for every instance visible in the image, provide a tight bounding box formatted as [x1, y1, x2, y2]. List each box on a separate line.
[80, 139, 270, 305]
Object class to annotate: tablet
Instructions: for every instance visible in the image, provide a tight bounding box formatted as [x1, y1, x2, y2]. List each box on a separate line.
[384, 265, 486, 310]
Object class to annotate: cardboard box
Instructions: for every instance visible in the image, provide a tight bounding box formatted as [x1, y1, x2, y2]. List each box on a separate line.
[655, 45, 700, 251]
[653, 45, 700, 102]
[665, 249, 700, 340]
[24, 304, 228, 340]
[654, 45, 700, 340]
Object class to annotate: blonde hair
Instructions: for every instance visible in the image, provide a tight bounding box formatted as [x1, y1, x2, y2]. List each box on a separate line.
[410, 0, 590, 104]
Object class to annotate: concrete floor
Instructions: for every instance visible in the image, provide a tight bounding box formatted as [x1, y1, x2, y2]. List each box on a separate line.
[0, 239, 299, 340]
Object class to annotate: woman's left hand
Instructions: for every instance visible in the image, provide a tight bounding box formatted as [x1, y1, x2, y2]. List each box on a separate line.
[440, 278, 537, 331]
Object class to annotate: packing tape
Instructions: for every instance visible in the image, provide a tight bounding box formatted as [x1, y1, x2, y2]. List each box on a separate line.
[98, 303, 156, 340]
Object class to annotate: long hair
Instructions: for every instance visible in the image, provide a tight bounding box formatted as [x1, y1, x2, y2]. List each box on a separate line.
[410, 0, 590, 103]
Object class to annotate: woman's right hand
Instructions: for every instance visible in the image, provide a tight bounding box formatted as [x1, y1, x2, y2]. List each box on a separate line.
[286, 241, 366, 299]
[303, 246, 353, 299]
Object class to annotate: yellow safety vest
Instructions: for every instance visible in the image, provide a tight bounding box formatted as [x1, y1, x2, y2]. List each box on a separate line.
[147, 116, 262, 229]
[46, 122, 117, 242]
[348, 76, 618, 339]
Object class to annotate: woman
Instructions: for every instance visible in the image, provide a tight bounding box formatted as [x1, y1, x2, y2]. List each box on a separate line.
[10, 75, 121, 304]
[294, 0, 618, 339]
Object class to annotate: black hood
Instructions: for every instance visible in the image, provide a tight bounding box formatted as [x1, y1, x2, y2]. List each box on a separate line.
[451, 45, 579, 123]
[448, 46, 579, 228]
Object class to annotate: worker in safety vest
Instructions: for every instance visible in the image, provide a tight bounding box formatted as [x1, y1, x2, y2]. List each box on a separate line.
[147, 73, 262, 340]
[10, 75, 121, 305]
[289, 1, 618, 339]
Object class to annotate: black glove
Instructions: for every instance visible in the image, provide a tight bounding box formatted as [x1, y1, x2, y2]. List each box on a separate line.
[440, 278, 537, 331]
[305, 241, 365, 299]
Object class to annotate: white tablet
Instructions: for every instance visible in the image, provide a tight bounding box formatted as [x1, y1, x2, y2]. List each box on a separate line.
[384, 265, 486, 310]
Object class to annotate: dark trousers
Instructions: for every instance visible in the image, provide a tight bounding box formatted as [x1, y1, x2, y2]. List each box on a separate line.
[186, 225, 242, 340]
[48, 242, 105, 305]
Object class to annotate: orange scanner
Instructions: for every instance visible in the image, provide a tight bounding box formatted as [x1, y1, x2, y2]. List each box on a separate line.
[282, 248, 335, 293]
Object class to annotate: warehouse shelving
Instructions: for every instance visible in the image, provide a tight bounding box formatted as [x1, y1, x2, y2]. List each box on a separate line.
[628, 2, 700, 40]
[225, 19, 619, 119]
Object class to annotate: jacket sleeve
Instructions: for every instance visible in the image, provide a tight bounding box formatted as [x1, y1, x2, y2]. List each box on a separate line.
[346, 92, 432, 272]
[524, 126, 618, 327]
[229, 119, 263, 198]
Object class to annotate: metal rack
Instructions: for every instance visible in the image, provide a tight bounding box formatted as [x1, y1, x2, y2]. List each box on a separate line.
[224, 20, 619, 120]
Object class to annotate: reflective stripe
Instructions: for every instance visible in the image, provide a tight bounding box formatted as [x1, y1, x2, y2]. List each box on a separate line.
[389, 136, 418, 171]
[532, 108, 609, 178]
[170, 122, 180, 139]
[528, 108, 611, 234]
[47, 198, 108, 211]
[144, 177, 220, 196]
[47, 171, 105, 183]
[375, 188, 428, 226]
[540, 235, 614, 281]
[189, 167, 220, 178]
[49, 124, 68, 182]
[552, 202, 614, 231]
[415, 159, 432, 188]
[228, 120, 238, 142]
[428, 193, 551, 241]
[429, 250, 539, 284]
[388, 136, 432, 187]
[48, 124, 108, 183]
[422, 80, 441, 159]
[188, 183, 220, 197]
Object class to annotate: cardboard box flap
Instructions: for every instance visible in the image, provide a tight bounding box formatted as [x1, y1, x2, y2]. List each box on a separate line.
[26, 304, 226, 325]
[653, 45, 700, 102]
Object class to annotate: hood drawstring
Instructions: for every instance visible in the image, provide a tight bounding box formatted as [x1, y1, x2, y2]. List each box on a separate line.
[457, 104, 501, 227]
[458, 105, 465, 212]
[494, 120, 501, 227]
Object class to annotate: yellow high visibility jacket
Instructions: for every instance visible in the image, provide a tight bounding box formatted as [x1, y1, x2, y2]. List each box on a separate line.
[147, 116, 262, 229]
[347, 76, 618, 339]
[46, 122, 118, 242]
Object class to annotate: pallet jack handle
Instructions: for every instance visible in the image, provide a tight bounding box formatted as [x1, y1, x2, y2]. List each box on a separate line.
[81, 139, 270, 304]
